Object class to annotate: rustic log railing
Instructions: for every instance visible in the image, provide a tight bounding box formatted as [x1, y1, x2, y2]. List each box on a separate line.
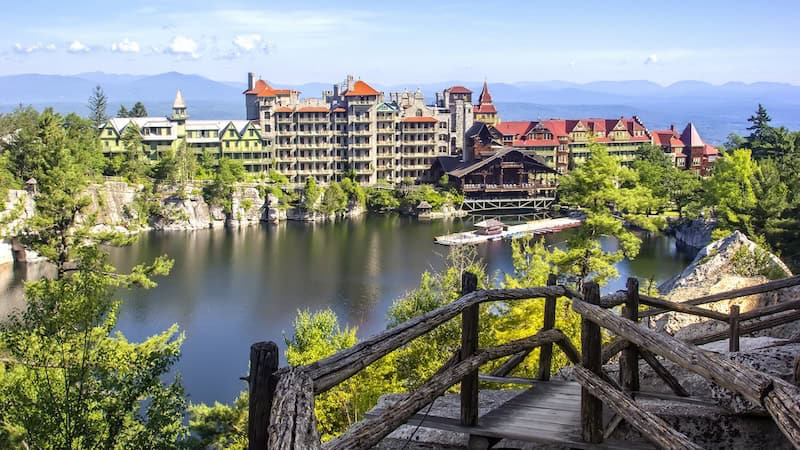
[246, 273, 800, 449]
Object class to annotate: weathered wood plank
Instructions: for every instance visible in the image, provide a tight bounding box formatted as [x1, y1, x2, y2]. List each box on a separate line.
[729, 305, 740, 352]
[460, 272, 480, 427]
[602, 337, 630, 364]
[639, 294, 729, 322]
[539, 273, 559, 381]
[323, 329, 568, 450]
[639, 349, 690, 397]
[581, 282, 603, 444]
[572, 297, 773, 405]
[267, 368, 321, 450]
[247, 341, 278, 450]
[620, 278, 640, 393]
[573, 366, 702, 450]
[304, 285, 567, 393]
[738, 298, 800, 320]
[688, 310, 800, 346]
[639, 274, 800, 318]
[763, 380, 800, 448]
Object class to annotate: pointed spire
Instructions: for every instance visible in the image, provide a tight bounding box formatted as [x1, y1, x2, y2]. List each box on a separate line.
[173, 90, 186, 109]
[680, 122, 704, 148]
[479, 80, 493, 105]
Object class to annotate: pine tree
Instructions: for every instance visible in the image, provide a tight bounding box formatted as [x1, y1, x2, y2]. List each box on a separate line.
[117, 105, 130, 118]
[87, 85, 108, 130]
[747, 104, 774, 159]
[130, 101, 148, 117]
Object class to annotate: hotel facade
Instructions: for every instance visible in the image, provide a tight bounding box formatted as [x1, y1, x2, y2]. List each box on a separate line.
[99, 74, 719, 185]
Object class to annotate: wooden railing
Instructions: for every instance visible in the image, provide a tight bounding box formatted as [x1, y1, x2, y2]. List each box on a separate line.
[244, 274, 800, 450]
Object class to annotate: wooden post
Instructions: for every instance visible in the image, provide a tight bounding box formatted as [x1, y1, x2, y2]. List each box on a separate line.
[538, 273, 558, 381]
[248, 341, 279, 450]
[580, 282, 603, 444]
[620, 278, 640, 392]
[460, 271, 480, 427]
[729, 305, 740, 352]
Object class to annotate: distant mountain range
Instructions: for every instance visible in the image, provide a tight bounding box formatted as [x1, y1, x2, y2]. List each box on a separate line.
[1, 72, 799, 144]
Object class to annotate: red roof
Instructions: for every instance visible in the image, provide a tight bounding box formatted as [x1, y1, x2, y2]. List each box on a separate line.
[401, 117, 437, 123]
[344, 80, 380, 97]
[538, 120, 567, 137]
[296, 106, 330, 113]
[703, 144, 719, 156]
[475, 104, 497, 114]
[243, 79, 268, 94]
[332, 107, 346, 113]
[494, 121, 534, 137]
[245, 79, 299, 97]
[478, 81, 493, 104]
[512, 138, 559, 147]
[274, 106, 294, 113]
[670, 137, 685, 147]
[448, 86, 472, 94]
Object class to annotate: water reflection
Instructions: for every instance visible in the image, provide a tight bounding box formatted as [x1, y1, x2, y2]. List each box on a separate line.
[0, 216, 697, 405]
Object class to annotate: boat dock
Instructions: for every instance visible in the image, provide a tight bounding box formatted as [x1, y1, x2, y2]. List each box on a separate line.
[434, 217, 583, 246]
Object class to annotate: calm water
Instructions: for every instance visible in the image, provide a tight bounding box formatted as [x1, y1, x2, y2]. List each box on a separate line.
[1, 215, 697, 406]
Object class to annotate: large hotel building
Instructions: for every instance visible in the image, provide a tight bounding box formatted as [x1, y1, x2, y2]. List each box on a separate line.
[98, 73, 719, 185]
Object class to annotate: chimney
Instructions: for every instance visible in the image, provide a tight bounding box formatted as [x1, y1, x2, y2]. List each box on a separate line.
[670, 124, 675, 132]
[247, 72, 256, 90]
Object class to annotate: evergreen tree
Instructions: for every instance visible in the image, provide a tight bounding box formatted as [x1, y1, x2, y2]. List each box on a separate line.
[130, 101, 148, 117]
[117, 105, 130, 118]
[87, 85, 108, 130]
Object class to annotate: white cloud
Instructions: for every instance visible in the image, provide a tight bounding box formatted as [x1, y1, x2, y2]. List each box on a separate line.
[233, 33, 263, 52]
[166, 35, 199, 58]
[13, 42, 57, 54]
[644, 54, 659, 64]
[111, 38, 141, 53]
[68, 40, 90, 53]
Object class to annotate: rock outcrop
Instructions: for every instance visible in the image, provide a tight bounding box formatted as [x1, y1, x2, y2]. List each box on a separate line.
[655, 231, 797, 338]
[670, 219, 715, 248]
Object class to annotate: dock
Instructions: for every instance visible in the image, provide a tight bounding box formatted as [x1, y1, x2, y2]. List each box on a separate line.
[434, 217, 582, 246]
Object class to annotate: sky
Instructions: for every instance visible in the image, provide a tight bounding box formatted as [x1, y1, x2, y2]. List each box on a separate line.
[1, 0, 798, 85]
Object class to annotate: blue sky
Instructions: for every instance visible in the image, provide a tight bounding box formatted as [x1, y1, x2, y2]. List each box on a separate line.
[1, 0, 798, 85]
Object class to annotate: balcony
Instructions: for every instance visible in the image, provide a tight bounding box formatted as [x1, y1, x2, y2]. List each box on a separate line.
[349, 115, 371, 123]
[461, 183, 558, 193]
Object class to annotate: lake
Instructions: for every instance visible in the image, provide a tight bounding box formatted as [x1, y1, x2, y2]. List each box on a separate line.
[1, 214, 698, 406]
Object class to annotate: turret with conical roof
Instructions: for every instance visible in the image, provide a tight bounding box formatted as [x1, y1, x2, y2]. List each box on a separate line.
[474, 80, 499, 126]
[478, 81, 493, 105]
[171, 90, 188, 121]
[170, 90, 188, 139]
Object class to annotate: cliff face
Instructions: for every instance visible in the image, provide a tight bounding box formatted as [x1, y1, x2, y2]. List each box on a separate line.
[671, 219, 715, 248]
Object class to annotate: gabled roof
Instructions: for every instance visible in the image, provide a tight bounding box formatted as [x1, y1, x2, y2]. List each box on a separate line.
[478, 81, 493, 104]
[494, 121, 534, 137]
[474, 104, 497, 114]
[448, 86, 472, 94]
[344, 80, 380, 97]
[445, 148, 557, 178]
[376, 102, 400, 112]
[680, 123, 705, 148]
